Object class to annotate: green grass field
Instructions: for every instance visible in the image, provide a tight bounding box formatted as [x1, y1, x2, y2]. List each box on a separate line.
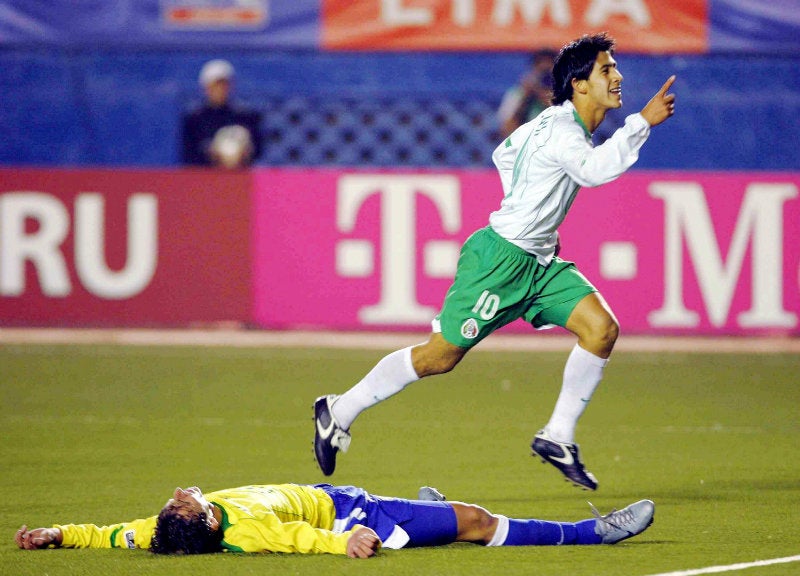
[2, 341, 798, 575]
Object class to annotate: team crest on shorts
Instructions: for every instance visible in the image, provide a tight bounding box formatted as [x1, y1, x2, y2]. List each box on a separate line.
[461, 318, 479, 339]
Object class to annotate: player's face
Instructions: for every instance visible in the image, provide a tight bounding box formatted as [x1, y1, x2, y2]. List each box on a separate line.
[162, 486, 213, 521]
[585, 51, 623, 109]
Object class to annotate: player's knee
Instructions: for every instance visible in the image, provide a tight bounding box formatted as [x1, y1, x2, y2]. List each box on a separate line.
[414, 357, 457, 377]
[456, 504, 498, 543]
[411, 342, 465, 377]
[585, 315, 619, 353]
[601, 316, 620, 346]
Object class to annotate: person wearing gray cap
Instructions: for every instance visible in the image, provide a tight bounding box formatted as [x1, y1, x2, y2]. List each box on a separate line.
[181, 59, 263, 169]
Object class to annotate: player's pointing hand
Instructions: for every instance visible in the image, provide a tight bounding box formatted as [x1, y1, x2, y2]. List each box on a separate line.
[640, 75, 676, 127]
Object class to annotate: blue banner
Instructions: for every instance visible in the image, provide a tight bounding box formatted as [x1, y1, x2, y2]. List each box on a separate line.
[710, 0, 800, 53]
[0, 0, 319, 48]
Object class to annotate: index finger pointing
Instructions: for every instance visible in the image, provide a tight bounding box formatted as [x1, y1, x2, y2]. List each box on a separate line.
[659, 75, 676, 95]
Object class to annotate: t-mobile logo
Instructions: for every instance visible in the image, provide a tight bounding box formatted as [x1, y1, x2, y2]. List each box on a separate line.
[336, 174, 462, 325]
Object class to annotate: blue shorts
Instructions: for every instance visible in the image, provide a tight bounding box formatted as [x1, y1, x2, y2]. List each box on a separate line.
[316, 484, 458, 549]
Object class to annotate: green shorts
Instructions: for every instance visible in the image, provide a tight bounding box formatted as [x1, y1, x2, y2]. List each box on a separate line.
[433, 226, 596, 348]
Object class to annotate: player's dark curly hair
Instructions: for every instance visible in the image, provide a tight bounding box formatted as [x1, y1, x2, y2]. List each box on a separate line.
[552, 32, 616, 105]
[150, 509, 222, 555]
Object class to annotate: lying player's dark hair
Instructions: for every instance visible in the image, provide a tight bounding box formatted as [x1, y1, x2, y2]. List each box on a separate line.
[150, 509, 222, 555]
[552, 32, 616, 105]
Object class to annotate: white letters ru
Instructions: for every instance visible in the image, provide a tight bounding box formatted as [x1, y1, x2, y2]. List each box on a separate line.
[0, 192, 71, 296]
[0, 191, 158, 299]
[74, 193, 158, 299]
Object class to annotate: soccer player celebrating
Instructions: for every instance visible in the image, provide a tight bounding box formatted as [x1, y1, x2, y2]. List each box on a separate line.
[16, 484, 654, 555]
[314, 32, 676, 490]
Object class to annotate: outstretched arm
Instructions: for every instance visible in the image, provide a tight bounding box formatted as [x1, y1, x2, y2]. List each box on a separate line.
[15, 525, 63, 550]
[17, 516, 156, 550]
[640, 75, 677, 127]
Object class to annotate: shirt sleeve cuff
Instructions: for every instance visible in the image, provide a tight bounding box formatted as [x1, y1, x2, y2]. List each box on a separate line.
[628, 112, 651, 132]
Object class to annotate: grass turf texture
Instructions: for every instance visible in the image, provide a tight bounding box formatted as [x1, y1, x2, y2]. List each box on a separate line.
[1, 343, 798, 576]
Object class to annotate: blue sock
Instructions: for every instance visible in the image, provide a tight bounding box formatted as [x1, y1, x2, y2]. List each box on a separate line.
[503, 518, 601, 546]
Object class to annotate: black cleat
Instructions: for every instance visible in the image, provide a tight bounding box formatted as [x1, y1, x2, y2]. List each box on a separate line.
[313, 395, 351, 476]
[531, 429, 598, 491]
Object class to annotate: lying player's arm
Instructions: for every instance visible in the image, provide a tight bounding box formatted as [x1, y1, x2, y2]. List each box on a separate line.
[15, 525, 62, 550]
[224, 516, 381, 557]
[17, 517, 156, 550]
[346, 526, 381, 558]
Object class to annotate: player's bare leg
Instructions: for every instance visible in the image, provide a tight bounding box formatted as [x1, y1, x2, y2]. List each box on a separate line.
[451, 499, 655, 545]
[410, 332, 468, 377]
[315, 333, 466, 475]
[532, 293, 618, 490]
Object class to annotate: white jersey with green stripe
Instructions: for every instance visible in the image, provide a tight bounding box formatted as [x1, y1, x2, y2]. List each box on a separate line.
[489, 99, 651, 265]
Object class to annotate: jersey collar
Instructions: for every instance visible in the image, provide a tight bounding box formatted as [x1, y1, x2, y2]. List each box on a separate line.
[563, 100, 592, 139]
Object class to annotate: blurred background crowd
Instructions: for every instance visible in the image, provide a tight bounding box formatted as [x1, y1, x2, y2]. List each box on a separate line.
[0, 1, 797, 172]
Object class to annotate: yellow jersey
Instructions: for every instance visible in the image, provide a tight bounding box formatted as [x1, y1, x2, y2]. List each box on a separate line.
[56, 484, 359, 555]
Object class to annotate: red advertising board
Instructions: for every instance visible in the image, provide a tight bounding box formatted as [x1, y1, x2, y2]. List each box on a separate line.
[0, 168, 251, 326]
[322, 0, 708, 52]
[1, 0, 798, 55]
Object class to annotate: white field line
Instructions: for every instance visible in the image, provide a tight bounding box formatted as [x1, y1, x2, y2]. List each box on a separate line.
[0, 328, 799, 353]
[645, 554, 800, 576]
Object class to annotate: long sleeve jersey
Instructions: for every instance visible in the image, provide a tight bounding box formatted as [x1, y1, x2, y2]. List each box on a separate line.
[489, 99, 651, 265]
[55, 484, 358, 555]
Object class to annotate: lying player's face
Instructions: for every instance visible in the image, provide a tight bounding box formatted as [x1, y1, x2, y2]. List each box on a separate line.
[585, 51, 624, 109]
[163, 486, 213, 521]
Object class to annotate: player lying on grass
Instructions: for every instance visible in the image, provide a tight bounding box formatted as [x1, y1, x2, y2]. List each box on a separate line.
[16, 483, 654, 556]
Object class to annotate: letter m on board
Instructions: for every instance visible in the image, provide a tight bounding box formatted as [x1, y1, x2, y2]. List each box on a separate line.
[648, 182, 797, 329]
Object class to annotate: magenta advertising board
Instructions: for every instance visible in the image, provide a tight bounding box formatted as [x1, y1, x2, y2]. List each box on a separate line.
[252, 169, 799, 336]
[2, 167, 796, 334]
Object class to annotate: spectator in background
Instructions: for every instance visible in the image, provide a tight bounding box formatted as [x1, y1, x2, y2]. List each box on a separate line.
[181, 59, 263, 169]
[497, 50, 556, 138]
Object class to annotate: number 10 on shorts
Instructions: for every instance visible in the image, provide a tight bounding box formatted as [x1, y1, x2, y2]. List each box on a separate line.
[472, 290, 500, 320]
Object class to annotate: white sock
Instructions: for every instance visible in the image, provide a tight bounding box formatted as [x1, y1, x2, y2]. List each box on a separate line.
[331, 346, 419, 430]
[487, 515, 509, 547]
[544, 344, 608, 443]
